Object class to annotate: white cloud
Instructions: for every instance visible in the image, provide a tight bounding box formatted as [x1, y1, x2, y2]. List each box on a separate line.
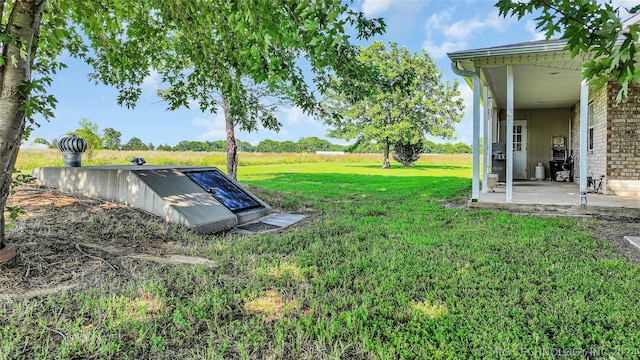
[142, 69, 160, 91]
[361, 0, 394, 17]
[422, 39, 468, 59]
[525, 20, 546, 41]
[460, 84, 474, 111]
[187, 99, 200, 109]
[192, 113, 226, 140]
[284, 106, 311, 124]
[444, 13, 507, 39]
[422, 9, 513, 58]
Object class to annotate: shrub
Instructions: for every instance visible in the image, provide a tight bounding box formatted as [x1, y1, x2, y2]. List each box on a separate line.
[393, 138, 424, 166]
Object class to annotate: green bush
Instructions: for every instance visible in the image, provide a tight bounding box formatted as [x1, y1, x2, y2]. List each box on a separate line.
[393, 139, 424, 166]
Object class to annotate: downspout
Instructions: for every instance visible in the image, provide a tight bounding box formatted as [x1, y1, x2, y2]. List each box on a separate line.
[451, 61, 481, 202]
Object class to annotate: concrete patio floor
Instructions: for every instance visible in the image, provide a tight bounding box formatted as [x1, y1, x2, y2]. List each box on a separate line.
[470, 180, 640, 217]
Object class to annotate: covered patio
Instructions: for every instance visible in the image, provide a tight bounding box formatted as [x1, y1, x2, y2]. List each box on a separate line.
[471, 180, 640, 217]
[448, 35, 640, 214]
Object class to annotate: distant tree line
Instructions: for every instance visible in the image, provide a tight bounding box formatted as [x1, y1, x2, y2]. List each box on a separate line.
[423, 141, 472, 154]
[32, 120, 473, 155]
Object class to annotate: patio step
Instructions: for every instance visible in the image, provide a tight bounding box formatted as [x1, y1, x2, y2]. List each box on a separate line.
[610, 190, 640, 197]
[607, 180, 640, 198]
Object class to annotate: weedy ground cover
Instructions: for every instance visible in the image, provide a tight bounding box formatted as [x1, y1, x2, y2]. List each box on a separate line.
[2, 152, 639, 359]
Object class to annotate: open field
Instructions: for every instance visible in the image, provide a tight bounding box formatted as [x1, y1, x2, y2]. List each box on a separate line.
[15, 149, 471, 173]
[2, 151, 640, 359]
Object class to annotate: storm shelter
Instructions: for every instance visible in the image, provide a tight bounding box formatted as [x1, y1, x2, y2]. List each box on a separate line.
[32, 166, 271, 233]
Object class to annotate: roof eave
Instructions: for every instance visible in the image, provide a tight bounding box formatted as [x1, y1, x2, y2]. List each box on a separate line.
[447, 41, 569, 61]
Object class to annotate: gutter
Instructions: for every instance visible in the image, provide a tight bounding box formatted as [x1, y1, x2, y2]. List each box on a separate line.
[447, 40, 568, 61]
[451, 61, 481, 202]
[450, 61, 477, 80]
[447, 36, 627, 62]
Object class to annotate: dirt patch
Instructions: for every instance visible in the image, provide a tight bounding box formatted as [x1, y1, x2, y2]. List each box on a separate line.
[0, 184, 206, 301]
[583, 215, 640, 264]
[1, 185, 639, 302]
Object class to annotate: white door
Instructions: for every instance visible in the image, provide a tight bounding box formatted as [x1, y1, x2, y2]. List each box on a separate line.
[513, 120, 527, 179]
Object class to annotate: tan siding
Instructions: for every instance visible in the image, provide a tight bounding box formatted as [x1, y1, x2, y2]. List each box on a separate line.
[499, 108, 571, 179]
[606, 82, 640, 194]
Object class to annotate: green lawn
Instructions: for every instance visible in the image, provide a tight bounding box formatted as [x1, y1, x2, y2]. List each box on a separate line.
[2, 153, 640, 359]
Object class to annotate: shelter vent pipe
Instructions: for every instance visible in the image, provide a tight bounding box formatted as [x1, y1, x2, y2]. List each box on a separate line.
[451, 61, 481, 202]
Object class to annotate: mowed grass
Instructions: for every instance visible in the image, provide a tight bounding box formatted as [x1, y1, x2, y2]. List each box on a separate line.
[3, 151, 640, 359]
[14, 149, 406, 172]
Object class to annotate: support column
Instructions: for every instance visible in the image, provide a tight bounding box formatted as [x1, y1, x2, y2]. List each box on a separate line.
[579, 80, 589, 205]
[471, 69, 481, 202]
[482, 86, 489, 193]
[487, 95, 493, 178]
[506, 65, 514, 203]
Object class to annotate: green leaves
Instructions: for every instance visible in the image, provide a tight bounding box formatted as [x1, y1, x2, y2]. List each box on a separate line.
[320, 42, 464, 159]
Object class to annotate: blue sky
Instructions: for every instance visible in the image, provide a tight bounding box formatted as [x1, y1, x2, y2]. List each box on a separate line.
[27, 0, 637, 148]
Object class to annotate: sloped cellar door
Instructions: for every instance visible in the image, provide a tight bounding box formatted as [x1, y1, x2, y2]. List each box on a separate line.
[185, 170, 260, 212]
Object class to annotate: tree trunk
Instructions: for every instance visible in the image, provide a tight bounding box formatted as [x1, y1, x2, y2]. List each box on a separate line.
[0, 0, 46, 249]
[223, 100, 238, 181]
[382, 141, 391, 168]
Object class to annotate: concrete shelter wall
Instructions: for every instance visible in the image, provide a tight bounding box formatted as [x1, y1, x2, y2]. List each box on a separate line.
[30, 166, 271, 233]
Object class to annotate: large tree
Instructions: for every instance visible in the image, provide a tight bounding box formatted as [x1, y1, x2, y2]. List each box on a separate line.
[496, 0, 640, 100]
[122, 137, 149, 151]
[0, 0, 384, 254]
[321, 41, 464, 168]
[102, 127, 121, 150]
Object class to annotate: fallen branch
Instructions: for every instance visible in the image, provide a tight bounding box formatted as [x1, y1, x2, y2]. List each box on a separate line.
[75, 244, 117, 271]
[46, 327, 67, 342]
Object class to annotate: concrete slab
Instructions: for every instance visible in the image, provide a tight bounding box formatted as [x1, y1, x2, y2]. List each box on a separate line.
[260, 214, 306, 227]
[625, 236, 640, 250]
[232, 213, 306, 234]
[32, 166, 271, 233]
[471, 181, 640, 217]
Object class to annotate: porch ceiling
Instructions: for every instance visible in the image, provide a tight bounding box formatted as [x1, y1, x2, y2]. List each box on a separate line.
[448, 41, 587, 110]
[482, 61, 583, 109]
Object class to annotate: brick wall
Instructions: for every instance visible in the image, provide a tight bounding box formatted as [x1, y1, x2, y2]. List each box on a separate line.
[607, 82, 640, 184]
[570, 84, 608, 187]
[590, 84, 608, 180]
[570, 102, 579, 179]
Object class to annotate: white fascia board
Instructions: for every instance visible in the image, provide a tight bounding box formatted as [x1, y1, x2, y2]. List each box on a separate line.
[448, 41, 569, 61]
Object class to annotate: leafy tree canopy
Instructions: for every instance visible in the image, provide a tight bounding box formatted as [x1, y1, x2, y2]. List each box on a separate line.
[321, 41, 464, 167]
[102, 128, 122, 150]
[0, 0, 386, 249]
[496, 0, 640, 100]
[71, 119, 102, 159]
[122, 137, 149, 151]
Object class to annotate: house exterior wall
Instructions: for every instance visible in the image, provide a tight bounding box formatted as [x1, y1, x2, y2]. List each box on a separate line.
[499, 108, 571, 179]
[570, 104, 579, 180]
[606, 82, 640, 195]
[570, 84, 608, 188]
[569, 82, 640, 196]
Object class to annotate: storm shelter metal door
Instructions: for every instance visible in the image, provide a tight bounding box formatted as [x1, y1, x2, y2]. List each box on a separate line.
[513, 120, 527, 179]
[185, 170, 260, 212]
